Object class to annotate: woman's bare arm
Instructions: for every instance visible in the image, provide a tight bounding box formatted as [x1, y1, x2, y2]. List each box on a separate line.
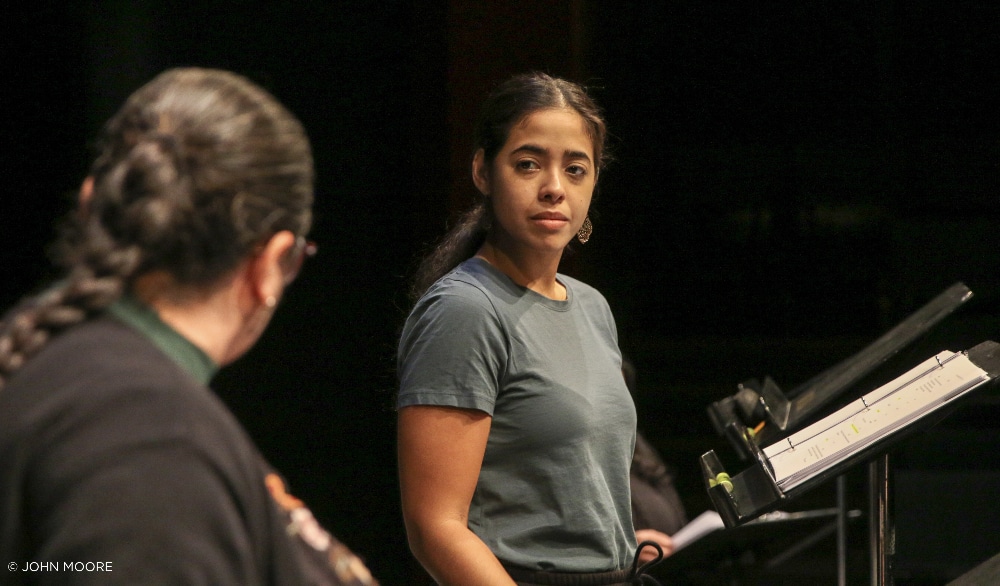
[397, 405, 516, 586]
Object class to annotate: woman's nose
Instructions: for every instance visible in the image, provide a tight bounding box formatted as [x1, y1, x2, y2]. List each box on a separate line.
[539, 169, 566, 202]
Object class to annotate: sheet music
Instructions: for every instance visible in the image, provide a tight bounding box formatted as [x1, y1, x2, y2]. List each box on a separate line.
[763, 351, 989, 491]
[670, 510, 726, 552]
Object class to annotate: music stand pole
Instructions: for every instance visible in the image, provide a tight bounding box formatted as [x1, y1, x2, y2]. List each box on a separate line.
[869, 455, 893, 586]
[837, 474, 847, 586]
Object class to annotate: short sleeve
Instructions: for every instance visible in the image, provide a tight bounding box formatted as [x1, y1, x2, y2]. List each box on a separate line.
[397, 282, 507, 414]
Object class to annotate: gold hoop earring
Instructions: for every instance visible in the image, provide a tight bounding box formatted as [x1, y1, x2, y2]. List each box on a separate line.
[577, 216, 593, 244]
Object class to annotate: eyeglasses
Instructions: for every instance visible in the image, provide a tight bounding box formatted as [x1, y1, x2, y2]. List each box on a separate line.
[281, 236, 317, 285]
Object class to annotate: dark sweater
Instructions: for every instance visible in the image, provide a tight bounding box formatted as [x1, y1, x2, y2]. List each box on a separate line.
[0, 313, 373, 585]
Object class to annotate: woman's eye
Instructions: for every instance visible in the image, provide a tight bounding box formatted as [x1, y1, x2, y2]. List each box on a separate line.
[566, 164, 587, 177]
[516, 160, 539, 171]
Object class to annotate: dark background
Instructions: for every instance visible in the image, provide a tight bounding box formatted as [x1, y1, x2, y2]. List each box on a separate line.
[4, 2, 999, 584]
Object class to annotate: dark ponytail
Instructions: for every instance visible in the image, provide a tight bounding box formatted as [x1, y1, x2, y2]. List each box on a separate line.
[407, 204, 491, 303]
[408, 72, 608, 303]
[0, 68, 313, 389]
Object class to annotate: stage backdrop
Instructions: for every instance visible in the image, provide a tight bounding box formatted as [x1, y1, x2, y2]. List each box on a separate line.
[4, 2, 998, 583]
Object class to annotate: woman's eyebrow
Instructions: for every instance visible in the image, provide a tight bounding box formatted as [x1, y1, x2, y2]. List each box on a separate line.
[510, 144, 592, 163]
[510, 143, 547, 156]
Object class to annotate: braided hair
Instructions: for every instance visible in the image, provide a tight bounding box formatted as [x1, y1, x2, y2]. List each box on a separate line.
[0, 68, 314, 389]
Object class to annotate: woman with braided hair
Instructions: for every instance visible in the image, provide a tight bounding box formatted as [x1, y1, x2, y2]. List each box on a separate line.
[0, 68, 375, 585]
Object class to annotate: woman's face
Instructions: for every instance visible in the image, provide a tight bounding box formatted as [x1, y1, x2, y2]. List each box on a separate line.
[476, 108, 597, 257]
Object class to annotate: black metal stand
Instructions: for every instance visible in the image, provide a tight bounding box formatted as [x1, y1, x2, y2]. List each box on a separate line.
[760, 475, 852, 582]
[869, 455, 892, 586]
[837, 475, 848, 586]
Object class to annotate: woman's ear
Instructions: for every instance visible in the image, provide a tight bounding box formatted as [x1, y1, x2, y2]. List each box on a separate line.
[248, 230, 296, 308]
[77, 177, 95, 220]
[79, 177, 94, 206]
[472, 149, 490, 196]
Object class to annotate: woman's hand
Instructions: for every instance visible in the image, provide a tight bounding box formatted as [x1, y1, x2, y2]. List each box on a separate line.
[635, 528, 675, 563]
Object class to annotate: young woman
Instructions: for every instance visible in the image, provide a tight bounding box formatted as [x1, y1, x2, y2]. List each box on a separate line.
[0, 68, 375, 585]
[397, 73, 662, 586]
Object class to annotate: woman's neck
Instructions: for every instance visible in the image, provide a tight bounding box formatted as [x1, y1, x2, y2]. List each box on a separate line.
[476, 241, 566, 300]
[130, 270, 251, 365]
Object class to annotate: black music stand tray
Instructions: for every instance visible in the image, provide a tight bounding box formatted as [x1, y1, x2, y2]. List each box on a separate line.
[701, 341, 1000, 528]
[707, 282, 973, 459]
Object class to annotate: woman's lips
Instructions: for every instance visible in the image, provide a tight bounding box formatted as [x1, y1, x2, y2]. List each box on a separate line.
[530, 212, 569, 231]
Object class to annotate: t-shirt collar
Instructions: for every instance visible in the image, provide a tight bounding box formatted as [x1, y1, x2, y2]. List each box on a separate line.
[466, 256, 573, 309]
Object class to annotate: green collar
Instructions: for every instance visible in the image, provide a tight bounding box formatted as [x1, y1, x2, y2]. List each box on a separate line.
[107, 295, 218, 384]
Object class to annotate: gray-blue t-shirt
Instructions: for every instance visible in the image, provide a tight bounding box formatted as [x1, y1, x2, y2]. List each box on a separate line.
[397, 257, 637, 572]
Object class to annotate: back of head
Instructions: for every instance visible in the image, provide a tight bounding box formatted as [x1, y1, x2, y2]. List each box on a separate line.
[84, 67, 314, 285]
[408, 72, 607, 302]
[0, 67, 314, 388]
